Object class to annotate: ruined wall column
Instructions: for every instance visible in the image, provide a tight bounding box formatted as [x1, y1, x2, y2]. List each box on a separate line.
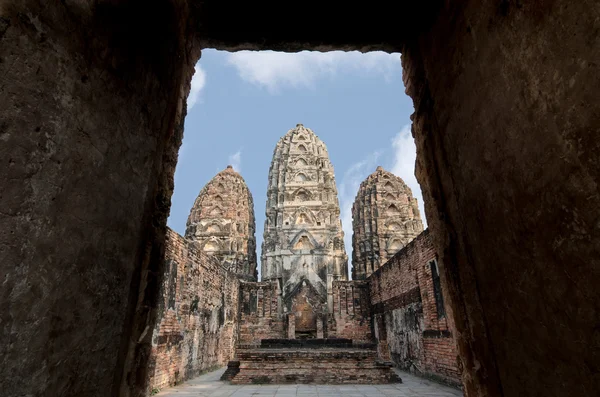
[0, 2, 200, 396]
[402, 1, 600, 396]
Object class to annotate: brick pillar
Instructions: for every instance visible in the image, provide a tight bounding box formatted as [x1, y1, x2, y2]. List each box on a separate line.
[287, 314, 295, 339]
[375, 314, 390, 361]
[316, 316, 324, 338]
[257, 287, 264, 317]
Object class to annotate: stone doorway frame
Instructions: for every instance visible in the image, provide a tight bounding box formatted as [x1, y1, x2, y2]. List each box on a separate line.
[1, 1, 598, 397]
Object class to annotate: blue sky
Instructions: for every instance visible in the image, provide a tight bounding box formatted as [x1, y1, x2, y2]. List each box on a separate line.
[168, 49, 424, 277]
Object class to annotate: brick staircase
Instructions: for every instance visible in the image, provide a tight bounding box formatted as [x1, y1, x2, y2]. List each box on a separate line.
[221, 338, 401, 384]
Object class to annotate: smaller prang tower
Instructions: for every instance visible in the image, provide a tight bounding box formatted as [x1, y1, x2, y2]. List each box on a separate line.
[185, 165, 257, 281]
[351, 166, 424, 280]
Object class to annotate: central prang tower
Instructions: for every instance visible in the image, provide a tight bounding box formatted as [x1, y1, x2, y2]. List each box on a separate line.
[261, 124, 348, 335]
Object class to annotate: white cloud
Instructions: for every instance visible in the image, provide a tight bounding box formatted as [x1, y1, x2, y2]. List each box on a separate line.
[226, 51, 401, 93]
[391, 124, 427, 227]
[187, 64, 206, 109]
[338, 151, 383, 278]
[228, 150, 242, 174]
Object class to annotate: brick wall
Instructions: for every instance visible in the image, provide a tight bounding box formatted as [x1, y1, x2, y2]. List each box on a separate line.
[415, 234, 461, 382]
[147, 228, 240, 392]
[328, 281, 372, 342]
[367, 229, 461, 386]
[238, 281, 286, 345]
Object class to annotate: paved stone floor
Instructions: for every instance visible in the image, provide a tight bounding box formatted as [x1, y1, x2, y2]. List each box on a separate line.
[156, 368, 463, 397]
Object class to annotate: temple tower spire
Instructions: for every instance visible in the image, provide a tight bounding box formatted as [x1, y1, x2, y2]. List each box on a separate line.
[186, 165, 257, 280]
[261, 124, 348, 334]
[351, 166, 424, 279]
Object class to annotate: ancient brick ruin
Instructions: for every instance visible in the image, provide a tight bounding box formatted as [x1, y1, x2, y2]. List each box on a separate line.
[261, 124, 349, 328]
[370, 230, 460, 386]
[352, 166, 424, 280]
[185, 165, 257, 281]
[3, 2, 598, 396]
[148, 229, 239, 390]
[147, 125, 461, 391]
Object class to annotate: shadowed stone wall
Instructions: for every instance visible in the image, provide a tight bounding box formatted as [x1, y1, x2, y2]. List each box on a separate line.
[0, 1, 200, 396]
[402, 1, 600, 395]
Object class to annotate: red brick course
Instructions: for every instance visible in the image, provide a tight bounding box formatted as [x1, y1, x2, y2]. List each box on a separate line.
[147, 228, 240, 392]
[328, 281, 372, 342]
[367, 229, 461, 386]
[231, 348, 400, 384]
[238, 281, 286, 345]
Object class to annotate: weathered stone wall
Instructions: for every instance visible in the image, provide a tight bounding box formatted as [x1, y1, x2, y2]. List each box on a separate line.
[148, 228, 240, 392]
[0, 2, 200, 396]
[368, 231, 460, 386]
[369, 237, 422, 370]
[238, 281, 286, 345]
[402, 1, 600, 395]
[414, 232, 461, 384]
[328, 281, 373, 343]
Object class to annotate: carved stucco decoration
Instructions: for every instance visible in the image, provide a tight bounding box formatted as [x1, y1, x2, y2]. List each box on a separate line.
[261, 124, 348, 316]
[351, 166, 424, 280]
[185, 165, 258, 281]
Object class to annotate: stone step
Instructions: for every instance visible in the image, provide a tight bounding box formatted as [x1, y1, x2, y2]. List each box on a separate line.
[237, 348, 379, 361]
[226, 348, 401, 384]
[260, 338, 355, 349]
[219, 360, 240, 381]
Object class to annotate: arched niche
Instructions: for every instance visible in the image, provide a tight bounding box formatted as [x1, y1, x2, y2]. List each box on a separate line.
[206, 223, 221, 233]
[296, 213, 310, 225]
[296, 158, 308, 167]
[297, 144, 307, 152]
[203, 240, 220, 253]
[209, 207, 223, 217]
[386, 204, 401, 216]
[296, 191, 309, 202]
[387, 222, 402, 231]
[294, 236, 313, 250]
[388, 239, 403, 252]
[295, 173, 308, 182]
